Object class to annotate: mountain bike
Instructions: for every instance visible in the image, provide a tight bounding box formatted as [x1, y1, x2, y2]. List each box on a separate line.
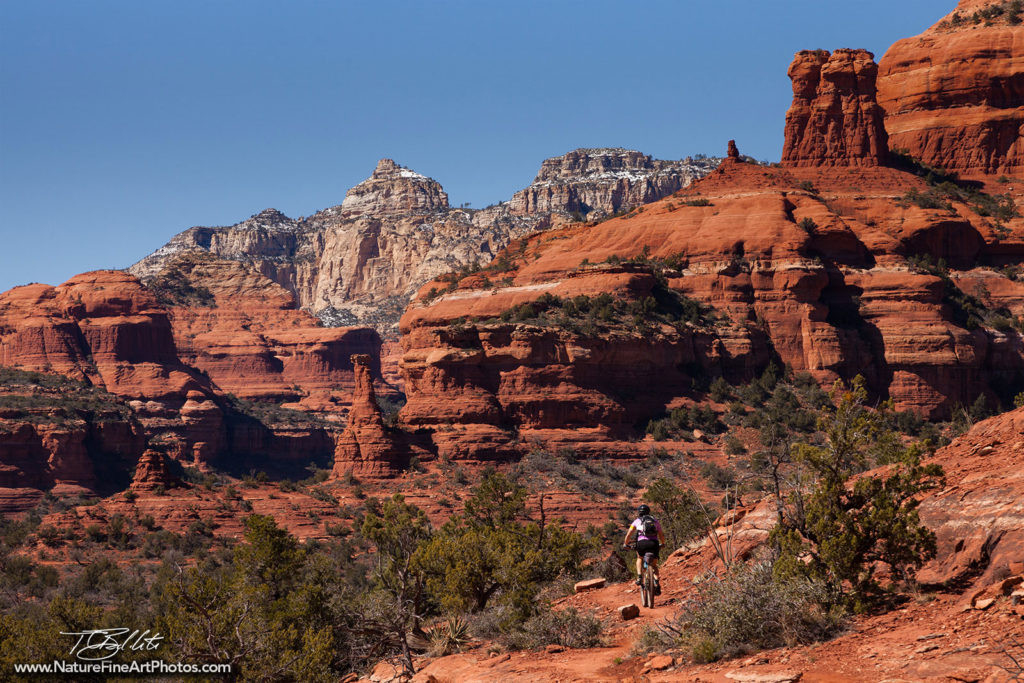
[626, 542, 657, 608]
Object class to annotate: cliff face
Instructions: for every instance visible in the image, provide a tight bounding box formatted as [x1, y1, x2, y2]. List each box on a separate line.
[0, 267, 355, 492]
[507, 148, 719, 219]
[130, 151, 719, 337]
[783, 49, 889, 167]
[154, 254, 385, 413]
[0, 369, 146, 512]
[395, 143, 1024, 463]
[877, 0, 1024, 174]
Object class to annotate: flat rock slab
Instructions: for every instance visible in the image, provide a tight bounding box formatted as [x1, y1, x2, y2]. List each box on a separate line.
[725, 671, 803, 683]
[574, 577, 606, 592]
[618, 604, 640, 620]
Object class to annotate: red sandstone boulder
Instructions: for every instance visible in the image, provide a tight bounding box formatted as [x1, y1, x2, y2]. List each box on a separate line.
[130, 449, 175, 491]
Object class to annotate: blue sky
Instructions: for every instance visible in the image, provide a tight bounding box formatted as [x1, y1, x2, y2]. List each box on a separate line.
[0, 0, 943, 291]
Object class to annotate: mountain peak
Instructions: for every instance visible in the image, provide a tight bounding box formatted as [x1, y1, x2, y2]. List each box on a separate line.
[341, 160, 449, 216]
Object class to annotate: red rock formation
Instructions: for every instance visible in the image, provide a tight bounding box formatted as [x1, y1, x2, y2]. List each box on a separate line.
[0, 371, 146, 512]
[0, 271, 225, 460]
[331, 354, 405, 477]
[157, 255, 386, 413]
[878, 1, 1024, 174]
[130, 449, 174, 491]
[396, 151, 1024, 461]
[783, 49, 889, 167]
[915, 405, 1024, 590]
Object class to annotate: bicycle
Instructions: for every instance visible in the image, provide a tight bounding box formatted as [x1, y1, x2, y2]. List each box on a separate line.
[626, 542, 658, 608]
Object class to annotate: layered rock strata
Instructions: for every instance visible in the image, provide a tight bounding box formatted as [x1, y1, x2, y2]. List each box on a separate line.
[877, 0, 1024, 174]
[0, 268, 353, 486]
[130, 448, 175, 491]
[0, 371, 145, 512]
[396, 143, 1024, 462]
[131, 152, 719, 336]
[506, 148, 717, 219]
[0, 270, 225, 465]
[154, 254, 386, 412]
[783, 49, 889, 167]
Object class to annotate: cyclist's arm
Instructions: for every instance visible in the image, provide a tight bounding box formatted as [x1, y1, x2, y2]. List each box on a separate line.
[623, 524, 636, 546]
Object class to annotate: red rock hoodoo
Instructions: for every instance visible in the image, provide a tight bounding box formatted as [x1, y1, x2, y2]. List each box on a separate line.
[783, 49, 889, 167]
[331, 354, 405, 477]
[130, 448, 175, 491]
[878, 0, 1024, 175]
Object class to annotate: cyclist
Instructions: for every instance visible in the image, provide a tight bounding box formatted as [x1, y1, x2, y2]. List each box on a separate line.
[623, 504, 665, 594]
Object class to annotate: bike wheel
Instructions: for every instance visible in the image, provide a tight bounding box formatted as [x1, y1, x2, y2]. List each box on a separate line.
[643, 566, 656, 608]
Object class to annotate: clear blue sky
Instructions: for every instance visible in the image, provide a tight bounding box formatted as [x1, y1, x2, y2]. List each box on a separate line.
[0, 0, 943, 292]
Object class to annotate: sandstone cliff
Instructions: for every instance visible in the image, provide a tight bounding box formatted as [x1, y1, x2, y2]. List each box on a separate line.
[395, 140, 1024, 463]
[152, 254, 386, 413]
[782, 49, 889, 167]
[0, 268, 349, 489]
[877, 0, 1024, 174]
[0, 368, 146, 512]
[131, 152, 719, 337]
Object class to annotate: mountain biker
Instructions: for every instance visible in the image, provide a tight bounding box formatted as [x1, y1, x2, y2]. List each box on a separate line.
[623, 504, 665, 594]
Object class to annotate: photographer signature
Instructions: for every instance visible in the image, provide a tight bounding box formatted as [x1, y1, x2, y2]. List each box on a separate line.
[60, 629, 164, 661]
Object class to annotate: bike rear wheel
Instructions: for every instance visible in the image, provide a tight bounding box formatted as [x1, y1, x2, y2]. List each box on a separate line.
[641, 554, 656, 608]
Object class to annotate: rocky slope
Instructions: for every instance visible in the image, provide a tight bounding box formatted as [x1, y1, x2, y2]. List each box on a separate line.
[400, 408, 1024, 682]
[877, 0, 1024, 174]
[130, 151, 719, 337]
[388, 39, 1024, 467]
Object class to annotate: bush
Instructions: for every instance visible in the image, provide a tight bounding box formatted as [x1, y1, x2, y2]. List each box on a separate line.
[642, 478, 706, 552]
[709, 377, 732, 402]
[656, 561, 843, 662]
[724, 434, 746, 455]
[502, 607, 604, 650]
[772, 379, 945, 608]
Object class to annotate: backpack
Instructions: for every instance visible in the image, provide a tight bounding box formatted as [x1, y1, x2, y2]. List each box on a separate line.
[640, 515, 658, 538]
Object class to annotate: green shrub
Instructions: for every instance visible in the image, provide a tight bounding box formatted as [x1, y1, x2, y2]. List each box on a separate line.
[724, 434, 746, 455]
[502, 607, 604, 650]
[660, 560, 843, 662]
[772, 379, 945, 608]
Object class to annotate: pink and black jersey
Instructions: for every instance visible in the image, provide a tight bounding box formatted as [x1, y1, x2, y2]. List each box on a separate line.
[631, 517, 662, 542]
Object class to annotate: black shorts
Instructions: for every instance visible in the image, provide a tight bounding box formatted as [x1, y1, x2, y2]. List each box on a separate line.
[635, 538, 660, 560]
